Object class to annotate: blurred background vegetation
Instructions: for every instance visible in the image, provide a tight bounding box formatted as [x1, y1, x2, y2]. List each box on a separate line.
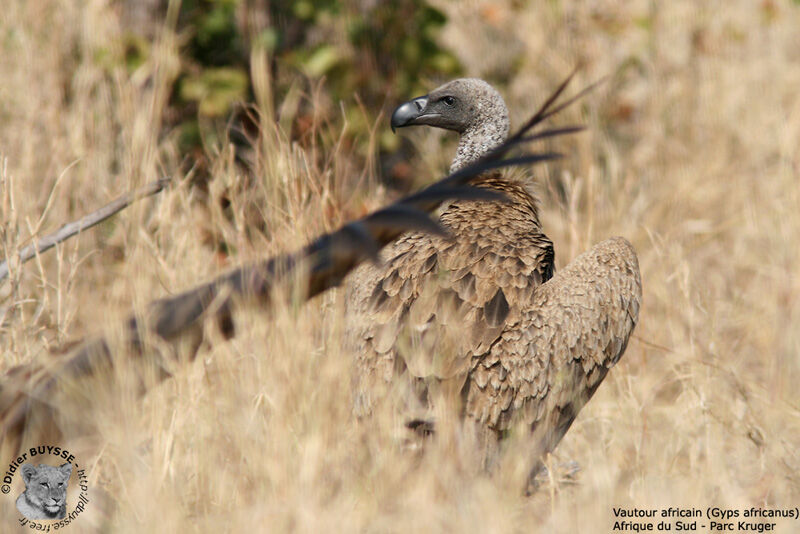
[120, 0, 462, 188]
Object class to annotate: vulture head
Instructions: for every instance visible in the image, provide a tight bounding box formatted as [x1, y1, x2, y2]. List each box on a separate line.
[391, 79, 510, 172]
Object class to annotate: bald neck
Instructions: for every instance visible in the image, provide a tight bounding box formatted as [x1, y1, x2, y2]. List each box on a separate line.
[451, 116, 509, 173]
[449, 80, 510, 172]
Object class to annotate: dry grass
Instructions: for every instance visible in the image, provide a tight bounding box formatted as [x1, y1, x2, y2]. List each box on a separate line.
[2, 0, 799, 532]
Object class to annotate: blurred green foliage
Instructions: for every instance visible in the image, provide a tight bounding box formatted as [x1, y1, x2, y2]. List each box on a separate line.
[180, 67, 249, 117]
[268, 0, 459, 100]
[117, 0, 462, 170]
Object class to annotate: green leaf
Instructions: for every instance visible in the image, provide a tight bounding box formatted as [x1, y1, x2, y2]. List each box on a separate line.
[303, 45, 342, 77]
[180, 67, 249, 117]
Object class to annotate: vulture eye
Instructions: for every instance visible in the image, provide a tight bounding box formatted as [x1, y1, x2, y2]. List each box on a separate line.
[442, 96, 455, 106]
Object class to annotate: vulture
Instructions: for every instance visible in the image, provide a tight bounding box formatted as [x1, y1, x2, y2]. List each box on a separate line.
[347, 77, 642, 472]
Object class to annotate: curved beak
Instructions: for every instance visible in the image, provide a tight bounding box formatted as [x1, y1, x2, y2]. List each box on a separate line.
[391, 96, 429, 133]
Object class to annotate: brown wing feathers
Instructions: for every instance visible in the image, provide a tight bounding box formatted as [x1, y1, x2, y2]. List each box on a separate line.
[462, 237, 641, 451]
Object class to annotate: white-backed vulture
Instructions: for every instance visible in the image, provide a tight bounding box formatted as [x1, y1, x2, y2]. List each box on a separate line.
[347, 77, 642, 471]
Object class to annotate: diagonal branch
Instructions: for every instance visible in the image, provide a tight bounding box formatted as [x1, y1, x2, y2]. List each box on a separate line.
[0, 177, 170, 283]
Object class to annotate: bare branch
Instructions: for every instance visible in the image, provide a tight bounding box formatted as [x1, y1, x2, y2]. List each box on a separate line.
[0, 177, 170, 283]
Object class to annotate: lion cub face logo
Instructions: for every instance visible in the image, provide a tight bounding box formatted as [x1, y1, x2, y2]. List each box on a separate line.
[15, 463, 72, 520]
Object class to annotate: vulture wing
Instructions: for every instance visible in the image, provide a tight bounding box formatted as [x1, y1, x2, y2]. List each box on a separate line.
[463, 237, 641, 458]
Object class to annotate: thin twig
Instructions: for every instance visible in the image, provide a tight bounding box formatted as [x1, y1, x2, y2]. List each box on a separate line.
[0, 177, 170, 283]
[632, 334, 674, 353]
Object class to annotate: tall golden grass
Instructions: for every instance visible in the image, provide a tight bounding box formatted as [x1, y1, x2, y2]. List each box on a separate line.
[1, 1, 799, 532]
